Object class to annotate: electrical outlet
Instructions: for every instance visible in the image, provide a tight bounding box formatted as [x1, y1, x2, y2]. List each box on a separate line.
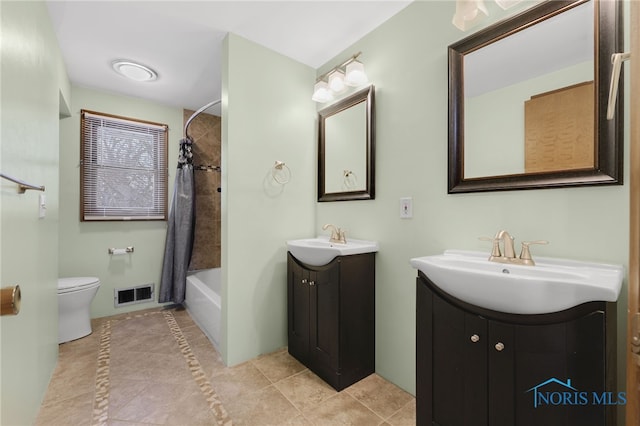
[400, 197, 413, 219]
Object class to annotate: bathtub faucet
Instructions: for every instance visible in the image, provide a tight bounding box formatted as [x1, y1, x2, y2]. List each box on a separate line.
[322, 224, 347, 244]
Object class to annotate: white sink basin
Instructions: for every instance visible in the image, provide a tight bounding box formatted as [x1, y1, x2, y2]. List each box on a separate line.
[287, 236, 378, 266]
[410, 249, 623, 315]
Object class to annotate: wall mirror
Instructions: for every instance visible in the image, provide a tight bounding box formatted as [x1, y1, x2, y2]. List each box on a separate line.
[448, 0, 623, 193]
[318, 85, 375, 202]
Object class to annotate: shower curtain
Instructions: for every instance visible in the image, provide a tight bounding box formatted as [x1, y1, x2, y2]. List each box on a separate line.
[159, 137, 196, 304]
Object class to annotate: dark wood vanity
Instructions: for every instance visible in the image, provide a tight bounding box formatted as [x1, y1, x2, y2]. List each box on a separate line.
[416, 271, 617, 426]
[287, 252, 375, 391]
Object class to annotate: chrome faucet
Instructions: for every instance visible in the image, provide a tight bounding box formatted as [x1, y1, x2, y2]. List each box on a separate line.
[482, 230, 548, 266]
[323, 224, 347, 244]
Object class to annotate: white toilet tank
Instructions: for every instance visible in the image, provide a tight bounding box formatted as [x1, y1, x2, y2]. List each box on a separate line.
[58, 277, 101, 344]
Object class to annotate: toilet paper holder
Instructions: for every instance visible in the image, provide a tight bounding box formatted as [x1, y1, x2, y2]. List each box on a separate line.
[1, 285, 21, 316]
[108, 246, 135, 255]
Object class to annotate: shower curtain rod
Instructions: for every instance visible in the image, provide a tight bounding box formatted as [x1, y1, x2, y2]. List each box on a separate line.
[184, 99, 222, 139]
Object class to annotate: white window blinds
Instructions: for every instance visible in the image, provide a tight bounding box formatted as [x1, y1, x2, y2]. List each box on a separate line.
[81, 110, 168, 221]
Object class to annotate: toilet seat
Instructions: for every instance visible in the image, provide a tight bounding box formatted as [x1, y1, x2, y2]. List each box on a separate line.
[58, 277, 100, 294]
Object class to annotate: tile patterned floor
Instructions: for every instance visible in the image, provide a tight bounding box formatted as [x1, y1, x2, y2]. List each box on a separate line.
[36, 307, 416, 425]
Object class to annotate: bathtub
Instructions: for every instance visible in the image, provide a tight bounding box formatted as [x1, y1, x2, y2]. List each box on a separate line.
[185, 268, 221, 350]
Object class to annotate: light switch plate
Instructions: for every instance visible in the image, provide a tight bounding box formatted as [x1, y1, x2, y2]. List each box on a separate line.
[400, 197, 413, 219]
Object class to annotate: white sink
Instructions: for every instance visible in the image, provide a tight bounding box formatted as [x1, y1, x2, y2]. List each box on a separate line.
[287, 236, 378, 266]
[410, 249, 623, 315]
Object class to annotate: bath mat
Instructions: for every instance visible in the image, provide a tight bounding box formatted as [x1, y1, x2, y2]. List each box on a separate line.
[90, 309, 232, 426]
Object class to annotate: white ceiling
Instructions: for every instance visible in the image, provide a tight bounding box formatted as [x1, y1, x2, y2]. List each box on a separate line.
[46, 0, 413, 114]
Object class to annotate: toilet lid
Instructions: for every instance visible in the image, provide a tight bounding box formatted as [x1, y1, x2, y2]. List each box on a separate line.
[58, 277, 100, 294]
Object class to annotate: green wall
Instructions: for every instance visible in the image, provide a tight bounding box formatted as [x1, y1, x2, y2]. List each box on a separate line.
[221, 33, 317, 365]
[0, 2, 67, 424]
[315, 0, 630, 399]
[58, 86, 183, 318]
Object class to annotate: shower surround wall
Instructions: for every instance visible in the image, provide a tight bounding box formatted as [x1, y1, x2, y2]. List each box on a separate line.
[184, 110, 221, 270]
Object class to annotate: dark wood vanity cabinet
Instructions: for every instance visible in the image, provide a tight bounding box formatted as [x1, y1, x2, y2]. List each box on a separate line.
[287, 252, 375, 391]
[416, 272, 617, 426]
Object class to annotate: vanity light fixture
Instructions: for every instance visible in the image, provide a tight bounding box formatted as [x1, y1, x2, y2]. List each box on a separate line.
[452, 0, 488, 31]
[312, 52, 368, 103]
[344, 59, 368, 87]
[494, 0, 523, 10]
[452, 0, 523, 31]
[328, 69, 347, 93]
[111, 60, 158, 82]
[312, 81, 333, 103]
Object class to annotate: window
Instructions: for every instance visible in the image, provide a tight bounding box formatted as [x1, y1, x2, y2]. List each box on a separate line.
[80, 110, 168, 221]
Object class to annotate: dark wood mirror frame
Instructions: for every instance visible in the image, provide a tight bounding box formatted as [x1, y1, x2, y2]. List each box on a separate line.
[318, 85, 375, 202]
[448, 0, 623, 194]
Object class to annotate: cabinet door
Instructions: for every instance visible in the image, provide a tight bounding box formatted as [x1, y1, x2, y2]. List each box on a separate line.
[431, 289, 488, 426]
[511, 313, 606, 426]
[416, 278, 432, 425]
[487, 321, 516, 426]
[464, 313, 488, 425]
[288, 255, 310, 363]
[563, 311, 607, 426]
[511, 321, 570, 426]
[489, 313, 606, 426]
[309, 262, 340, 375]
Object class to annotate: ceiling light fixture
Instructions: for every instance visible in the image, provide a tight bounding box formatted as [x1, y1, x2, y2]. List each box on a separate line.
[312, 52, 369, 103]
[111, 60, 158, 82]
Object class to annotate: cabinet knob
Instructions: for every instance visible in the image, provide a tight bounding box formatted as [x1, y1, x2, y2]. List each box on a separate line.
[470, 334, 480, 343]
[495, 342, 505, 352]
[309, 281, 315, 286]
[301, 279, 307, 285]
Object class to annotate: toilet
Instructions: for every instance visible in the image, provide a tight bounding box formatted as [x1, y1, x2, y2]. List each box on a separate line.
[58, 277, 101, 344]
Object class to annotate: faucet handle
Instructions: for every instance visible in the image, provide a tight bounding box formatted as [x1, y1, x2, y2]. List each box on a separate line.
[479, 236, 501, 257]
[519, 240, 549, 265]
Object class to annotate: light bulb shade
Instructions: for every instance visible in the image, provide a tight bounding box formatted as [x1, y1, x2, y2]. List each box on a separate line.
[452, 0, 488, 31]
[312, 80, 333, 103]
[345, 60, 368, 87]
[328, 70, 346, 93]
[494, 0, 522, 10]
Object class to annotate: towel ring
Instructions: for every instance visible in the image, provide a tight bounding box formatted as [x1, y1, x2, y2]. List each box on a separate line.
[272, 161, 291, 184]
[343, 170, 358, 189]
